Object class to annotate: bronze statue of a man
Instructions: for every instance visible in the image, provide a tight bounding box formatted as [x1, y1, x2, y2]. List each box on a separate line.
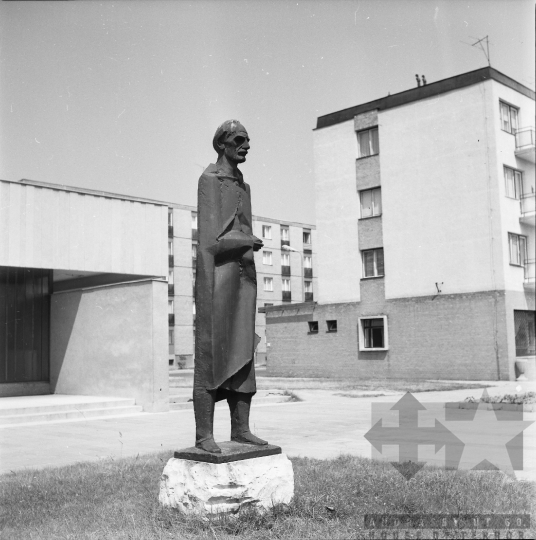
[193, 120, 268, 454]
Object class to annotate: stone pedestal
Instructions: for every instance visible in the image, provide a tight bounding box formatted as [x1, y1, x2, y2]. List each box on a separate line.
[159, 442, 294, 515]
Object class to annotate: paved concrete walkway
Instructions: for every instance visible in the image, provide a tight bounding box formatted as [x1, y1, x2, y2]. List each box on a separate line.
[1, 379, 534, 481]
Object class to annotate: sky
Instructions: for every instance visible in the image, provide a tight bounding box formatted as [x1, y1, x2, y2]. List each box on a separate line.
[0, 0, 534, 225]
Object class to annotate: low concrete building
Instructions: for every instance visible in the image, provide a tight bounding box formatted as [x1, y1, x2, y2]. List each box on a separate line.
[0, 179, 169, 410]
[265, 67, 535, 381]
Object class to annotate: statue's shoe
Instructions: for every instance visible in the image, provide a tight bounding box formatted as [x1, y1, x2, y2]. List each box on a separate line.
[231, 432, 268, 446]
[195, 437, 222, 453]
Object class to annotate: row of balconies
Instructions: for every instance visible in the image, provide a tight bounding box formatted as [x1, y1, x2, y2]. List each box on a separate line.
[280, 265, 313, 278]
[282, 291, 314, 302]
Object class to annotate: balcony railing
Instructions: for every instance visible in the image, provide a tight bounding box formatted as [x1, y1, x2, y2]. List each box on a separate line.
[168, 284, 174, 295]
[168, 225, 173, 238]
[282, 291, 291, 302]
[304, 267, 313, 278]
[515, 127, 535, 163]
[168, 314, 175, 325]
[520, 193, 535, 224]
[305, 292, 314, 302]
[192, 229, 198, 241]
[281, 240, 290, 248]
[524, 260, 535, 289]
[168, 255, 174, 267]
[281, 265, 291, 276]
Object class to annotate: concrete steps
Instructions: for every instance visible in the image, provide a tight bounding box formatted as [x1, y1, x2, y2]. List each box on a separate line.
[0, 395, 143, 428]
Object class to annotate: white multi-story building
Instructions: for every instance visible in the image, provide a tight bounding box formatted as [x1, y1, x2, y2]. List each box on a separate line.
[265, 67, 535, 381]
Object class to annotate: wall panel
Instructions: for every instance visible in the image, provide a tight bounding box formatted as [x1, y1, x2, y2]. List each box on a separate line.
[0, 181, 167, 278]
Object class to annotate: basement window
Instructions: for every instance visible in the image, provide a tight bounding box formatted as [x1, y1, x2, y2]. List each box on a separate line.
[308, 321, 319, 334]
[326, 320, 338, 333]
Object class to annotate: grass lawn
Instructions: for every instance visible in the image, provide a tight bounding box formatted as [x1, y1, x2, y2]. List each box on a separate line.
[1, 453, 533, 539]
[468, 391, 536, 404]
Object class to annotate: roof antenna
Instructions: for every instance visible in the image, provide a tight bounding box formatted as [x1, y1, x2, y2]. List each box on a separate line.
[415, 74, 421, 87]
[461, 35, 491, 67]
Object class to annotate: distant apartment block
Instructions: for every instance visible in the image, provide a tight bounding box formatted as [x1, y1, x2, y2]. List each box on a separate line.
[168, 205, 316, 367]
[265, 67, 535, 381]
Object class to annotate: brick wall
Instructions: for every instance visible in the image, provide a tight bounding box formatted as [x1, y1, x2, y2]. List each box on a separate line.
[266, 289, 511, 380]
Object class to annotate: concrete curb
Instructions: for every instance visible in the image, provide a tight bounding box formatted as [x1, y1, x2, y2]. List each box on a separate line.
[445, 402, 536, 412]
[169, 394, 293, 411]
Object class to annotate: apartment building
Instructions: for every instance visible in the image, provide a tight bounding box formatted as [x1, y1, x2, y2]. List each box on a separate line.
[168, 205, 317, 367]
[265, 67, 535, 381]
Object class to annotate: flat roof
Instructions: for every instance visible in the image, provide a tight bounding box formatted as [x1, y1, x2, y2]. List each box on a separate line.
[0, 178, 315, 228]
[316, 66, 535, 130]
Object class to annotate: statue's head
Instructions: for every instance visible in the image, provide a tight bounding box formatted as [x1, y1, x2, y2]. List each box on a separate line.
[213, 120, 250, 164]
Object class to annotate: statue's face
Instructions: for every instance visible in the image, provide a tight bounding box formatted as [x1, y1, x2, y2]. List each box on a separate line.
[223, 129, 250, 164]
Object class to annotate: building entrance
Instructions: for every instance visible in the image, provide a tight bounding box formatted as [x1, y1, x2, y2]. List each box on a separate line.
[514, 310, 536, 357]
[0, 267, 51, 384]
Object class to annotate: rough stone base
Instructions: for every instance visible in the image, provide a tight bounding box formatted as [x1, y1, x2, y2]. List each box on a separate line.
[159, 451, 294, 514]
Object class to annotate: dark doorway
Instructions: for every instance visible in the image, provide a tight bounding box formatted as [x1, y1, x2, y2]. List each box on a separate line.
[514, 310, 536, 357]
[0, 266, 51, 383]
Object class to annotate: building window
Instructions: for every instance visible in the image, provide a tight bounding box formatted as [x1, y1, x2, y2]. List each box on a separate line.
[359, 316, 388, 351]
[362, 248, 384, 278]
[262, 251, 273, 265]
[308, 321, 319, 333]
[360, 187, 382, 218]
[263, 277, 273, 291]
[303, 229, 312, 245]
[168, 209, 173, 227]
[357, 127, 379, 158]
[304, 255, 312, 268]
[192, 244, 197, 259]
[508, 233, 527, 266]
[168, 268, 174, 285]
[282, 278, 291, 292]
[326, 320, 337, 333]
[504, 167, 523, 199]
[281, 227, 289, 241]
[168, 239, 174, 256]
[168, 299, 174, 314]
[191, 212, 198, 229]
[514, 310, 536, 357]
[262, 225, 272, 239]
[304, 280, 313, 293]
[500, 101, 519, 134]
[281, 252, 290, 266]
[168, 328, 174, 345]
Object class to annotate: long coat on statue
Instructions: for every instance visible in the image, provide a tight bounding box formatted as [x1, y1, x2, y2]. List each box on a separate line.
[193, 163, 261, 400]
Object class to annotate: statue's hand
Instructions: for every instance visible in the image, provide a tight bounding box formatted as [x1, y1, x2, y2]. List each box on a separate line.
[252, 236, 263, 252]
